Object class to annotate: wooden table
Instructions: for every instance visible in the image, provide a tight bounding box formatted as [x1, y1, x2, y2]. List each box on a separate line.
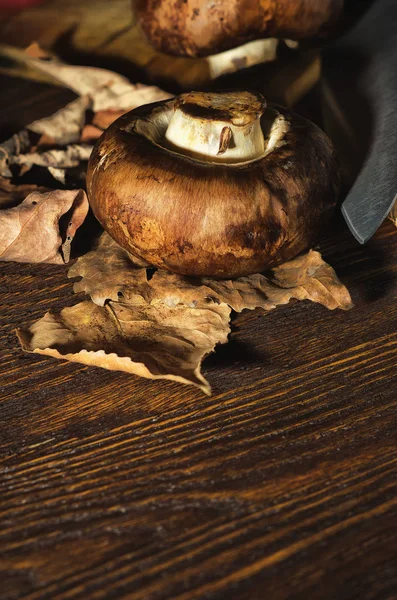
[2, 212, 397, 599]
[1, 3, 397, 596]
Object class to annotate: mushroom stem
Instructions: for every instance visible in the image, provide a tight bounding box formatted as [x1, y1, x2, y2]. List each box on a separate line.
[206, 38, 279, 80]
[164, 91, 266, 163]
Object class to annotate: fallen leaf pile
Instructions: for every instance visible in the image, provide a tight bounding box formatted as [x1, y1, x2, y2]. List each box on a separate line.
[0, 50, 171, 264]
[0, 69, 170, 180]
[1, 51, 355, 393]
[17, 234, 353, 394]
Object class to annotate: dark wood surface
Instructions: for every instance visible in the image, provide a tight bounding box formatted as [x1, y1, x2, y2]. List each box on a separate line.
[1, 215, 397, 600]
[1, 2, 397, 598]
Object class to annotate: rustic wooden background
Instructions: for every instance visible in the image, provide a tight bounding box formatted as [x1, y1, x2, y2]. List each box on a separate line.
[1, 1, 397, 599]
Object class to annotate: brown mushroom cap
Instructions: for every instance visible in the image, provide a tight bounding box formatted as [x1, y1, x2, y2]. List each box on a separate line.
[87, 91, 339, 279]
[132, 0, 344, 58]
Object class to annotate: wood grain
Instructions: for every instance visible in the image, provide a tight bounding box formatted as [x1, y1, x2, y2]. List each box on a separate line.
[1, 214, 397, 600]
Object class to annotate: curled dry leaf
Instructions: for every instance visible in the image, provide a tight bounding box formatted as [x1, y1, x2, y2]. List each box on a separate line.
[0, 66, 171, 183]
[28, 59, 172, 113]
[80, 124, 104, 144]
[92, 110, 131, 131]
[17, 233, 352, 394]
[0, 130, 32, 177]
[28, 96, 91, 146]
[0, 188, 88, 264]
[68, 234, 150, 306]
[17, 295, 231, 395]
[24, 42, 53, 60]
[69, 234, 353, 313]
[201, 251, 354, 312]
[0, 83, 169, 174]
[25, 78, 171, 147]
[10, 144, 93, 172]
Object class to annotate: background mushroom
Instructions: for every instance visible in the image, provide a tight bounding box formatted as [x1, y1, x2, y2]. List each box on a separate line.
[87, 90, 339, 278]
[132, 0, 344, 58]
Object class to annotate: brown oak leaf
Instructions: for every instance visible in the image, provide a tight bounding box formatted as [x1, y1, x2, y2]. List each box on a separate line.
[0, 188, 88, 263]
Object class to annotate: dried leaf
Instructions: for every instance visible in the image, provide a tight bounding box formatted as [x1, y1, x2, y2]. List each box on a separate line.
[92, 109, 129, 130]
[80, 124, 103, 143]
[0, 188, 88, 263]
[47, 167, 66, 185]
[17, 296, 231, 395]
[28, 96, 91, 145]
[0, 130, 32, 176]
[70, 234, 353, 313]
[25, 73, 170, 145]
[15, 233, 351, 393]
[68, 234, 150, 306]
[24, 42, 53, 60]
[0, 69, 168, 166]
[28, 59, 172, 112]
[10, 144, 93, 172]
[60, 191, 90, 263]
[201, 251, 354, 312]
[0, 44, 69, 88]
[0, 66, 171, 184]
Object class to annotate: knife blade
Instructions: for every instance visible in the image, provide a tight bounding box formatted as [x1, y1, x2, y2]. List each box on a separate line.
[322, 0, 397, 243]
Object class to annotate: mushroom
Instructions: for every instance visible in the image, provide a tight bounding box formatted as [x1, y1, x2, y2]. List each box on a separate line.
[132, 0, 344, 58]
[87, 90, 339, 278]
